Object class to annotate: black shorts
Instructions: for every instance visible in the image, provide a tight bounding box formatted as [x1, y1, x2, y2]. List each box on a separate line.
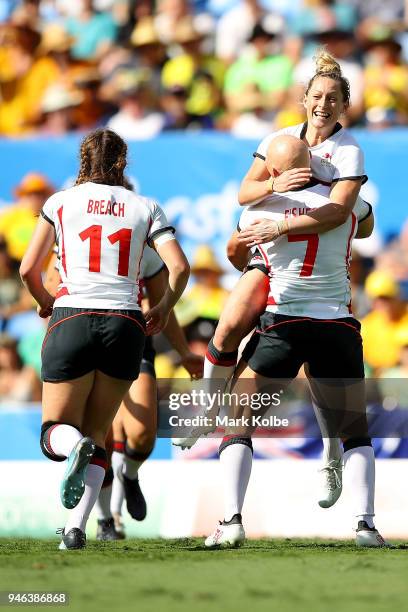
[242, 312, 364, 380]
[140, 335, 156, 378]
[41, 307, 146, 382]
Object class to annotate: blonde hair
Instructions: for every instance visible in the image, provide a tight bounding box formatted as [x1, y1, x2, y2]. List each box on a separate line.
[305, 48, 350, 107]
[315, 48, 342, 75]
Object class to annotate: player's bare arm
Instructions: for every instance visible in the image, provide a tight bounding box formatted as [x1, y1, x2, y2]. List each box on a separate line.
[44, 251, 60, 297]
[145, 239, 189, 335]
[238, 157, 312, 206]
[144, 269, 203, 379]
[19, 216, 55, 317]
[355, 210, 374, 239]
[239, 179, 362, 246]
[227, 230, 251, 271]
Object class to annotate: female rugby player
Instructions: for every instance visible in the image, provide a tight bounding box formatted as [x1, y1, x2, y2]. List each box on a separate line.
[20, 128, 190, 550]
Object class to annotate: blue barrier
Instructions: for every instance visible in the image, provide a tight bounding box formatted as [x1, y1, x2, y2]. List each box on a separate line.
[0, 405, 172, 460]
[0, 131, 407, 268]
[1, 404, 408, 460]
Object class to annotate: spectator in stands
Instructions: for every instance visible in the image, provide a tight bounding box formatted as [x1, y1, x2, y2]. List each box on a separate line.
[161, 84, 214, 130]
[155, 0, 214, 46]
[272, 84, 306, 129]
[106, 68, 165, 139]
[64, 0, 118, 61]
[0, 238, 21, 329]
[0, 333, 41, 403]
[228, 85, 275, 138]
[215, 0, 284, 65]
[0, 23, 55, 135]
[379, 328, 408, 408]
[175, 245, 228, 327]
[9, 0, 42, 31]
[0, 234, 38, 337]
[72, 68, 110, 130]
[348, 0, 405, 23]
[115, 0, 154, 44]
[363, 27, 408, 128]
[348, 250, 371, 320]
[361, 271, 408, 372]
[290, 0, 357, 40]
[36, 23, 94, 92]
[38, 84, 83, 134]
[161, 18, 225, 117]
[130, 17, 168, 98]
[172, 317, 217, 379]
[0, 172, 54, 262]
[223, 22, 293, 115]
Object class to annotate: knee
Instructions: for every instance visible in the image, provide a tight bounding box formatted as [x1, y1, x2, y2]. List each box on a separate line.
[214, 320, 244, 350]
[40, 420, 79, 462]
[126, 427, 156, 455]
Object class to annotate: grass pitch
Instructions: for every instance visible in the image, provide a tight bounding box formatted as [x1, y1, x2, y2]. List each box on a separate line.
[0, 538, 406, 612]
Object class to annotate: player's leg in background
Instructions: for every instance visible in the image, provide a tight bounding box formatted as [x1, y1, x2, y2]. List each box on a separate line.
[94, 426, 123, 541]
[110, 410, 126, 536]
[120, 372, 157, 521]
[60, 371, 133, 549]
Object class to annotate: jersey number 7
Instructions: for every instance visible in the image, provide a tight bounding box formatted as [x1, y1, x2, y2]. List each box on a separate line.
[287, 234, 319, 277]
[80, 224, 132, 276]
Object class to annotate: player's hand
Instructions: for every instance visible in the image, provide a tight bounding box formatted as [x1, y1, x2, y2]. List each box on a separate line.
[180, 352, 204, 380]
[238, 218, 282, 246]
[144, 303, 170, 335]
[37, 296, 54, 318]
[273, 168, 311, 193]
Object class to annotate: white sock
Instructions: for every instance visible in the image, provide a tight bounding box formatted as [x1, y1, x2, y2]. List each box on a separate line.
[110, 451, 125, 515]
[204, 356, 236, 384]
[322, 438, 343, 464]
[64, 464, 105, 533]
[220, 442, 252, 522]
[49, 425, 83, 458]
[122, 456, 143, 480]
[344, 445, 375, 529]
[94, 484, 112, 520]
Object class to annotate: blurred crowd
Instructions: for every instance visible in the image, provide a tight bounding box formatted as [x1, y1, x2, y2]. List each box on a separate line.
[1, 0, 408, 137]
[0, 168, 408, 405]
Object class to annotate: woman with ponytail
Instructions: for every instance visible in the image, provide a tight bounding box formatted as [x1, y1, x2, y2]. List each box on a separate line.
[237, 49, 365, 243]
[19, 128, 190, 550]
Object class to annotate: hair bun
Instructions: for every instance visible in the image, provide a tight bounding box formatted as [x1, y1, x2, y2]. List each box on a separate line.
[314, 48, 342, 76]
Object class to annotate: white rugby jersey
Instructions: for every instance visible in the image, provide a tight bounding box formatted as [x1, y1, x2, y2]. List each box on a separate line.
[255, 122, 367, 186]
[41, 182, 174, 310]
[239, 185, 372, 319]
[138, 246, 165, 305]
[139, 246, 165, 281]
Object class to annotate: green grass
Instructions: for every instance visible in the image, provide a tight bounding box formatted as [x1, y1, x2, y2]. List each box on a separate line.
[0, 538, 406, 612]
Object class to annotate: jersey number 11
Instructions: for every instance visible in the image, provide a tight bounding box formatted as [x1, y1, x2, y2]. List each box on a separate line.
[79, 224, 132, 277]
